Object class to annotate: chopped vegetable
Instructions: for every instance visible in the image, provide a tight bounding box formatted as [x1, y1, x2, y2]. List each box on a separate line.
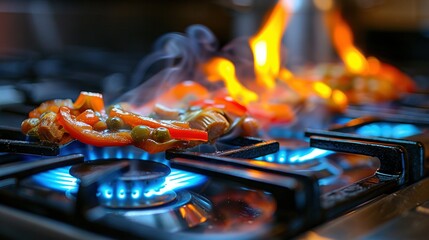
[93, 121, 108, 131]
[131, 125, 152, 143]
[153, 104, 181, 120]
[29, 99, 73, 118]
[57, 106, 133, 147]
[185, 108, 230, 142]
[190, 96, 247, 116]
[22, 112, 73, 144]
[21, 118, 40, 135]
[152, 127, 171, 143]
[160, 120, 190, 129]
[134, 139, 187, 154]
[76, 109, 101, 126]
[241, 117, 260, 137]
[106, 117, 126, 131]
[109, 108, 209, 142]
[73, 91, 105, 113]
[21, 90, 257, 153]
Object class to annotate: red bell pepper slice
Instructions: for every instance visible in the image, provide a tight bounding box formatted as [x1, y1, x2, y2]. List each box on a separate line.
[76, 109, 101, 126]
[109, 108, 208, 142]
[57, 106, 132, 147]
[190, 96, 247, 116]
[73, 91, 105, 114]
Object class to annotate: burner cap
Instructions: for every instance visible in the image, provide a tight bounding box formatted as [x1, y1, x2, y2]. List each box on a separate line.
[70, 159, 176, 208]
[70, 159, 170, 181]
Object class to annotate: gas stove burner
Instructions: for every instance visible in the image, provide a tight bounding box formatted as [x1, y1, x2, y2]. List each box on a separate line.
[97, 183, 177, 209]
[70, 159, 171, 180]
[70, 159, 177, 208]
[117, 190, 211, 232]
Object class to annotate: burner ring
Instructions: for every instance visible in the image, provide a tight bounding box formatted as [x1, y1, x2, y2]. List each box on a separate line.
[70, 159, 175, 208]
[98, 187, 177, 209]
[70, 159, 170, 181]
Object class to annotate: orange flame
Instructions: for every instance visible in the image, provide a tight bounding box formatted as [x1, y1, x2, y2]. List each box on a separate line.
[330, 11, 368, 74]
[203, 0, 292, 105]
[201, 0, 347, 120]
[249, 0, 290, 89]
[327, 10, 415, 102]
[203, 57, 258, 105]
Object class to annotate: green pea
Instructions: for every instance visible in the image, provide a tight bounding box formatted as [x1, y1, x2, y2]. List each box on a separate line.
[131, 125, 152, 143]
[153, 127, 171, 143]
[106, 117, 124, 130]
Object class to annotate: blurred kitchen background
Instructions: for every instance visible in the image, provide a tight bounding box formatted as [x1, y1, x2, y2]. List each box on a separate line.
[0, 0, 428, 126]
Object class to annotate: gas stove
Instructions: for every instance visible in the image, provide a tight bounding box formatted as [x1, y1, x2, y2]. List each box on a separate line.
[1, 0, 429, 238]
[1, 102, 429, 239]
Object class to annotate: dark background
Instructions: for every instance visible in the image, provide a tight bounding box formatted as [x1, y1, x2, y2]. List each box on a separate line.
[0, 0, 276, 55]
[0, 0, 428, 65]
[0, 0, 428, 116]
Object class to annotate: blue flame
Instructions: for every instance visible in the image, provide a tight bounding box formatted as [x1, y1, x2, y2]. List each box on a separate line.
[355, 122, 421, 139]
[96, 169, 206, 200]
[32, 166, 78, 192]
[32, 143, 206, 197]
[59, 142, 163, 163]
[334, 117, 353, 125]
[32, 159, 206, 202]
[256, 147, 334, 164]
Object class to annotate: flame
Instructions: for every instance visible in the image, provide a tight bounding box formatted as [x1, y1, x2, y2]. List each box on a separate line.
[249, 0, 291, 89]
[202, 0, 291, 104]
[200, 0, 347, 121]
[203, 57, 258, 105]
[330, 11, 367, 74]
[327, 10, 415, 102]
[203, 0, 292, 104]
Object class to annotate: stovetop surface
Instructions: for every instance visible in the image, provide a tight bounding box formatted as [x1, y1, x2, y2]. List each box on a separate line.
[1, 53, 429, 239]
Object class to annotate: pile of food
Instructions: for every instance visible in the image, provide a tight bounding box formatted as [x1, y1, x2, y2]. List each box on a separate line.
[21, 91, 259, 153]
[303, 62, 415, 105]
[307, 10, 416, 105]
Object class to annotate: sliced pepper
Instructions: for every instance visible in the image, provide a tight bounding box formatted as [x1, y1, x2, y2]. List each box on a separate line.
[76, 109, 101, 126]
[57, 106, 132, 147]
[73, 91, 105, 114]
[109, 108, 208, 142]
[190, 96, 247, 116]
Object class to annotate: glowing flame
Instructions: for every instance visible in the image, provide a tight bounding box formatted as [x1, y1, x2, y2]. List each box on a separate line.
[203, 57, 258, 105]
[326, 10, 415, 102]
[330, 11, 367, 74]
[249, 0, 291, 89]
[124, 0, 349, 127]
[200, 0, 347, 121]
[202, 0, 292, 106]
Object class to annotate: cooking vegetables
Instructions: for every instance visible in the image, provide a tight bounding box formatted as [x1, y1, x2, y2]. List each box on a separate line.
[109, 107, 209, 141]
[184, 108, 230, 142]
[57, 106, 133, 147]
[190, 96, 247, 116]
[131, 125, 152, 143]
[21, 91, 256, 153]
[73, 91, 105, 113]
[29, 99, 73, 118]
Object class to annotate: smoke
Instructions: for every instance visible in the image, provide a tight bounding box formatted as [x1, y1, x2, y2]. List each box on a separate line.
[116, 25, 221, 108]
